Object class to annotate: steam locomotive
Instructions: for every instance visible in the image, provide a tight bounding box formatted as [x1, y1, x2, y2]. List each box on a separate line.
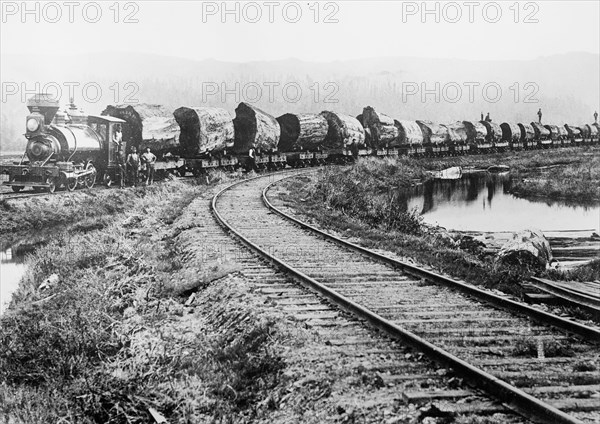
[1, 94, 126, 192]
[1, 94, 598, 193]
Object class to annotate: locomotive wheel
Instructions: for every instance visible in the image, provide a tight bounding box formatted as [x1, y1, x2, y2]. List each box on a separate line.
[66, 178, 77, 192]
[84, 163, 96, 189]
[11, 185, 23, 193]
[46, 178, 56, 194]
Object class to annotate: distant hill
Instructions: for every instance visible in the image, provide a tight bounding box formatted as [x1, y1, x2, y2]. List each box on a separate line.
[1, 52, 598, 151]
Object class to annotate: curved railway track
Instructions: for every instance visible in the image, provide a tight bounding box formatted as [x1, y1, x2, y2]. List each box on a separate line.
[212, 170, 600, 424]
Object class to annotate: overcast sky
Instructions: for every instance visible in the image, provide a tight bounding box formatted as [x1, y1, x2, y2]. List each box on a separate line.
[1, 1, 599, 62]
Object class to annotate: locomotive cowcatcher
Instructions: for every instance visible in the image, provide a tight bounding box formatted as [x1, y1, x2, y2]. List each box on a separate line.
[0, 94, 126, 193]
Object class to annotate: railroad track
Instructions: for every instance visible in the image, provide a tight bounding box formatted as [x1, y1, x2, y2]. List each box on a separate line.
[177, 170, 526, 422]
[212, 170, 600, 424]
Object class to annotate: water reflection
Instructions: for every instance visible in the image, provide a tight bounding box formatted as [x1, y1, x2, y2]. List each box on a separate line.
[400, 173, 600, 232]
[0, 244, 27, 314]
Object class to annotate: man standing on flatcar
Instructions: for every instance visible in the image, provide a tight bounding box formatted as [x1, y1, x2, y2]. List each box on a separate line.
[142, 147, 157, 185]
[594, 111, 598, 124]
[538, 108, 543, 124]
[127, 146, 141, 187]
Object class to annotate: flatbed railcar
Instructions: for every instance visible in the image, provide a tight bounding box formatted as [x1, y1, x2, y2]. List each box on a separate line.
[2, 95, 598, 193]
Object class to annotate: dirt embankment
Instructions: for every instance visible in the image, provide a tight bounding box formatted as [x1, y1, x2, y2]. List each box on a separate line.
[1, 176, 479, 423]
[270, 151, 600, 298]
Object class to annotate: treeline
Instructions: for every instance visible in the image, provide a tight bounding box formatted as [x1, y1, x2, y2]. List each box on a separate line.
[1, 71, 596, 152]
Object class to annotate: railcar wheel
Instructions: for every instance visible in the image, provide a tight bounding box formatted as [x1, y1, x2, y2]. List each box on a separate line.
[11, 185, 23, 193]
[84, 163, 96, 189]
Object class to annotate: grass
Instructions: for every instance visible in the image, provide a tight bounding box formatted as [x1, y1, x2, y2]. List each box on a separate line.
[417, 146, 598, 173]
[417, 146, 600, 201]
[312, 158, 426, 234]
[274, 149, 599, 296]
[277, 167, 538, 296]
[547, 259, 600, 282]
[510, 156, 600, 202]
[0, 177, 296, 423]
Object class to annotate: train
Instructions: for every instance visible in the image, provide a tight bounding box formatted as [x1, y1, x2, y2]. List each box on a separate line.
[1, 93, 599, 193]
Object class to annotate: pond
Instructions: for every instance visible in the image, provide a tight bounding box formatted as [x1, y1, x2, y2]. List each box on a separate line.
[0, 243, 28, 314]
[403, 172, 600, 234]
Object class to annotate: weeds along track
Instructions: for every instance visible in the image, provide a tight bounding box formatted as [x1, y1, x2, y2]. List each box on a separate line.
[171, 169, 528, 422]
[212, 171, 600, 424]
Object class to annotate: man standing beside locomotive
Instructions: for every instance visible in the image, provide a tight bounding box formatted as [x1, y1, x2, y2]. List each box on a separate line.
[126, 147, 141, 187]
[112, 125, 126, 188]
[141, 147, 157, 185]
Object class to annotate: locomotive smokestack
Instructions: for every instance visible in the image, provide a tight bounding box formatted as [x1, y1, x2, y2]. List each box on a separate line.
[27, 93, 60, 124]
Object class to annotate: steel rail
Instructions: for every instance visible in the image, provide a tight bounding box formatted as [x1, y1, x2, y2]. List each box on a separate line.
[211, 173, 588, 424]
[262, 175, 600, 342]
[530, 277, 600, 317]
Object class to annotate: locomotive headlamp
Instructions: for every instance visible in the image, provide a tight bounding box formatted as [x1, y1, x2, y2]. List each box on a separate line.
[26, 117, 40, 132]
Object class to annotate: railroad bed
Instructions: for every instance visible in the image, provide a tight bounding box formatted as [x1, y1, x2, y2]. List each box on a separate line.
[177, 170, 526, 423]
[212, 171, 600, 424]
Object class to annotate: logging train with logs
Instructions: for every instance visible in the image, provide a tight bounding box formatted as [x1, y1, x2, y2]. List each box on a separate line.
[1, 93, 599, 193]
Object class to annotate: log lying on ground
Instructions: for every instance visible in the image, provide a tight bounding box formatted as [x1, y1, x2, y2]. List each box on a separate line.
[497, 229, 553, 270]
[320, 111, 365, 150]
[102, 104, 180, 155]
[276, 113, 329, 152]
[395, 120, 424, 146]
[232, 102, 280, 153]
[173, 107, 234, 156]
[361, 107, 399, 148]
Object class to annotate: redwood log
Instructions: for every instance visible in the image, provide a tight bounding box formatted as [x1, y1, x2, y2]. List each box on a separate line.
[416, 120, 448, 145]
[500, 122, 521, 142]
[361, 106, 399, 148]
[320, 111, 365, 150]
[395, 120, 424, 146]
[276, 113, 329, 152]
[173, 106, 234, 156]
[232, 102, 280, 153]
[445, 121, 469, 143]
[463, 121, 487, 143]
[102, 104, 180, 155]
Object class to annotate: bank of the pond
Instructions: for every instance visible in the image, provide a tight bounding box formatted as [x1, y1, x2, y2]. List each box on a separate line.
[418, 146, 600, 202]
[271, 152, 600, 299]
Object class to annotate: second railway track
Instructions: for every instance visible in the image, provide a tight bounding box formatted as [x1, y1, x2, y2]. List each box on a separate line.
[212, 170, 600, 424]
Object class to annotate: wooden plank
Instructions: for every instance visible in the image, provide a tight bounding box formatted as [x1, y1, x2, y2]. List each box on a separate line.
[402, 389, 473, 403]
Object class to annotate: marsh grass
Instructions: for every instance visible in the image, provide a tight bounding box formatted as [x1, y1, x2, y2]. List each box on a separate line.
[313, 158, 426, 235]
[277, 165, 556, 296]
[510, 156, 600, 202]
[0, 178, 291, 423]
